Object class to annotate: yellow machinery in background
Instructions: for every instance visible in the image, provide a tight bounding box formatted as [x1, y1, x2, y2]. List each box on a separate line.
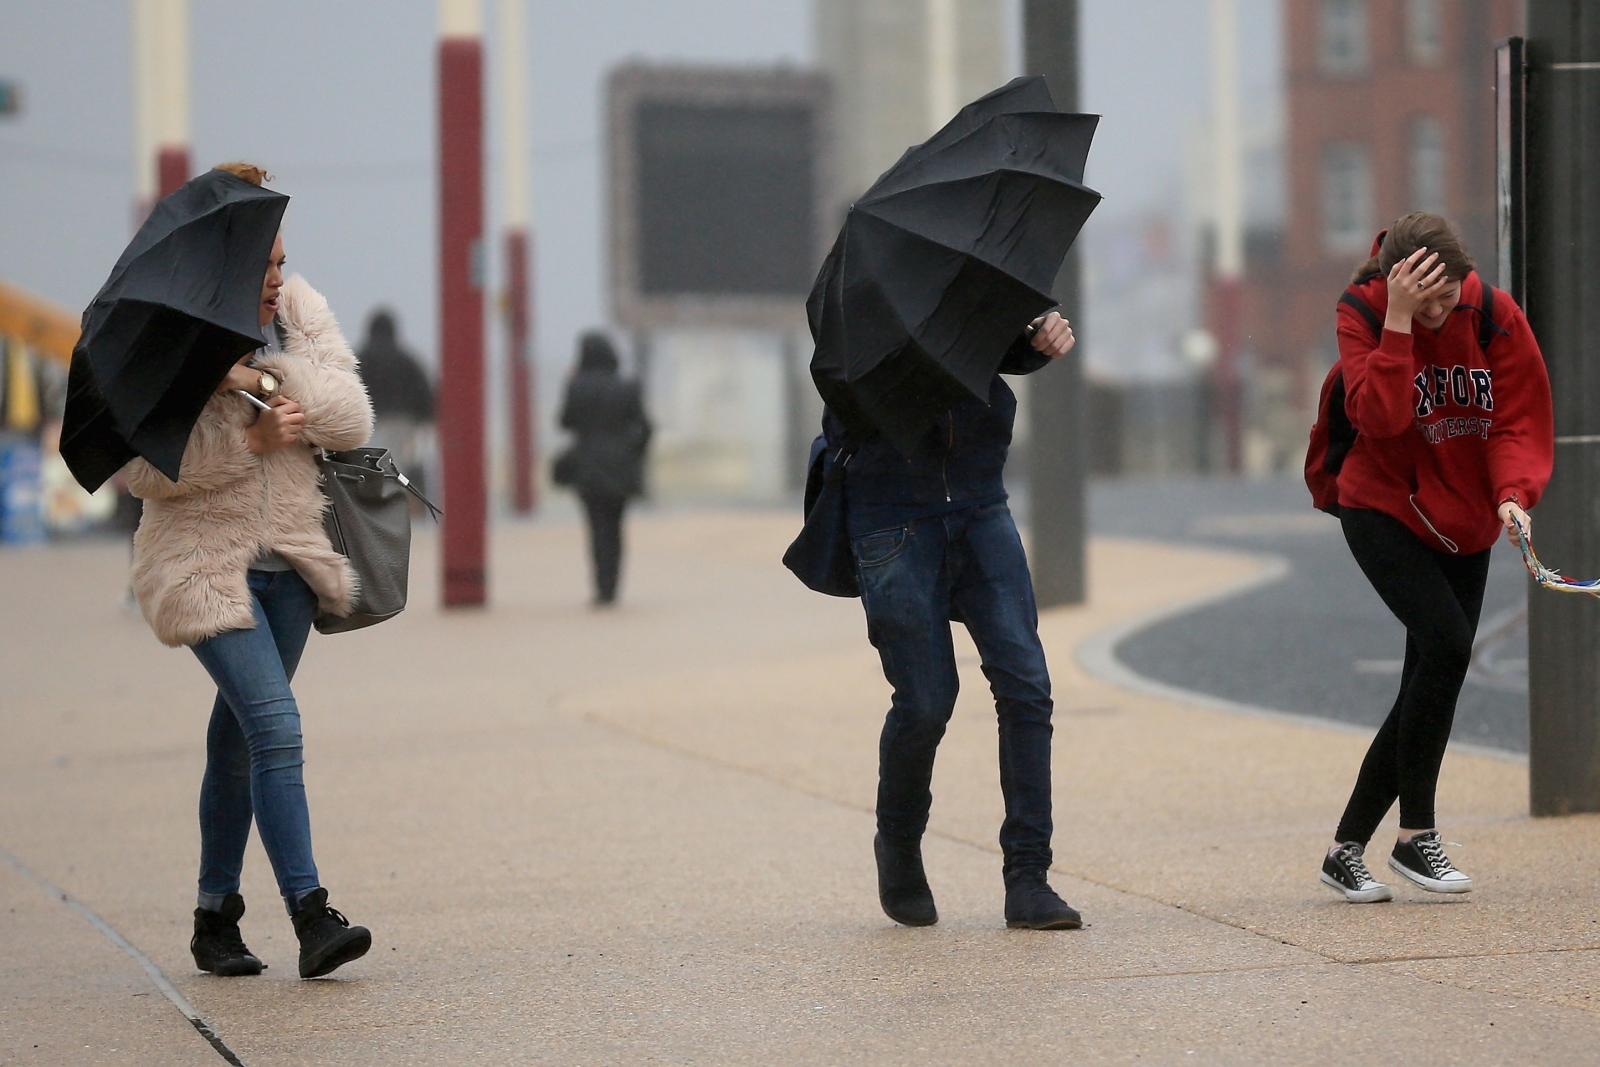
[0, 280, 76, 432]
[0, 280, 78, 364]
[0, 281, 114, 536]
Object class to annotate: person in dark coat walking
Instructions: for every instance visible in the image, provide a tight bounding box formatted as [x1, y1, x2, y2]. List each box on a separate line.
[355, 309, 435, 493]
[558, 333, 651, 605]
[821, 311, 1082, 932]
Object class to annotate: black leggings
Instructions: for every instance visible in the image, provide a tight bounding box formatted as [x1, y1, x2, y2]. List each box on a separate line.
[1335, 507, 1490, 844]
[581, 494, 627, 604]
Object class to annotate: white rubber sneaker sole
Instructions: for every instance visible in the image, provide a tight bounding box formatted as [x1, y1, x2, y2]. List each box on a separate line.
[1388, 857, 1473, 893]
[1320, 871, 1394, 903]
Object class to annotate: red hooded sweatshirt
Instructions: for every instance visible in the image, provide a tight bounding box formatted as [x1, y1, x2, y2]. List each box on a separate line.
[1335, 270, 1553, 555]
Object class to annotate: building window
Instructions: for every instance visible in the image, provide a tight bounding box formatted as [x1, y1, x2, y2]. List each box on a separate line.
[1409, 117, 1446, 214]
[1318, 0, 1369, 77]
[1322, 142, 1374, 254]
[1406, 0, 1444, 66]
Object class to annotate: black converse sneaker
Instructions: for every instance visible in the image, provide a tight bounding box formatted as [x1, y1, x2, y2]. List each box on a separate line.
[290, 888, 372, 978]
[191, 893, 265, 976]
[1388, 830, 1473, 893]
[1320, 842, 1393, 903]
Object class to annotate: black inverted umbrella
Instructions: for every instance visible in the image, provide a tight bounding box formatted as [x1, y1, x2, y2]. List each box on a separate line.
[61, 169, 289, 491]
[807, 76, 1102, 453]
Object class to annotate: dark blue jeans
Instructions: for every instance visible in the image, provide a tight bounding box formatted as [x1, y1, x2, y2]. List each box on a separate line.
[852, 503, 1054, 875]
[190, 569, 321, 913]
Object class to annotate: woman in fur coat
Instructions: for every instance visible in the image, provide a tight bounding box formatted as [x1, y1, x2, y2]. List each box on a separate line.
[126, 163, 374, 979]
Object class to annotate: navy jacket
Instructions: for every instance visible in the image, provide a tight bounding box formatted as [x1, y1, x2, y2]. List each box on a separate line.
[822, 334, 1052, 528]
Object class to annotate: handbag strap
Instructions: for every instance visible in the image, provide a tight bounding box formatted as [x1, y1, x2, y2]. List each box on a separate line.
[320, 448, 443, 521]
[395, 469, 443, 521]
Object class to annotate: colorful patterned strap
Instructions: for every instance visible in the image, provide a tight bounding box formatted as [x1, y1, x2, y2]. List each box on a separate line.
[1513, 515, 1600, 595]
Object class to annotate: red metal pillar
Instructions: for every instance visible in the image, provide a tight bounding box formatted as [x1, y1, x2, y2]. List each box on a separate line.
[438, 33, 487, 606]
[1208, 274, 1244, 474]
[505, 228, 537, 514]
[157, 146, 189, 198]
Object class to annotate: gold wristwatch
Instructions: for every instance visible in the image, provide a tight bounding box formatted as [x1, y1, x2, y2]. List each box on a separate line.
[256, 370, 279, 399]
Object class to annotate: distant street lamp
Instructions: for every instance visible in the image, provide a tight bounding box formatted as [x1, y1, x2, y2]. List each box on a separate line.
[499, 0, 538, 516]
[132, 0, 190, 209]
[1207, 0, 1244, 474]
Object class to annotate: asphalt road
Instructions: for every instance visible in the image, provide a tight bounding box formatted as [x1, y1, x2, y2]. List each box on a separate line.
[1083, 476, 1530, 754]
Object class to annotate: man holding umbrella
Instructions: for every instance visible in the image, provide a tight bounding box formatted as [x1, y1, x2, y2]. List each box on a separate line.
[792, 77, 1100, 930]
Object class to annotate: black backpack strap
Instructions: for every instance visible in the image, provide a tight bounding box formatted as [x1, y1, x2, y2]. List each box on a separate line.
[1338, 290, 1384, 340]
[1474, 279, 1511, 351]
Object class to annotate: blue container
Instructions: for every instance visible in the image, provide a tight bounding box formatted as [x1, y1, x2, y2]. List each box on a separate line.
[0, 437, 45, 544]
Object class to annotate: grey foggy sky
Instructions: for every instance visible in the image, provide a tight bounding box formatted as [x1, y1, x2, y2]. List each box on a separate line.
[0, 1, 1278, 406]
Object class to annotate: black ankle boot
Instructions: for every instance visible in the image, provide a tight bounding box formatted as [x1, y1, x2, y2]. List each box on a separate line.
[1004, 870, 1083, 930]
[290, 888, 372, 978]
[875, 832, 938, 927]
[191, 893, 265, 976]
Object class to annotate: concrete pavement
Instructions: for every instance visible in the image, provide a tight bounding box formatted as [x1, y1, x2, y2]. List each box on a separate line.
[2, 509, 1598, 1065]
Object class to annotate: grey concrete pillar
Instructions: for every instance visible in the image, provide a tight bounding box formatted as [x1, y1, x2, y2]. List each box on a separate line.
[1524, 1, 1600, 815]
[1024, 0, 1085, 607]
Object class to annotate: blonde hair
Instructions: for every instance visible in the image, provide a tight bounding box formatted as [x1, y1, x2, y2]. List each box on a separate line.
[1353, 211, 1475, 284]
[212, 161, 273, 186]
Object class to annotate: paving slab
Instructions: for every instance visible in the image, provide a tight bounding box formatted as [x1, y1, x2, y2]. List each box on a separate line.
[2, 511, 1599, 1065]
[0, 857, 219, 1066]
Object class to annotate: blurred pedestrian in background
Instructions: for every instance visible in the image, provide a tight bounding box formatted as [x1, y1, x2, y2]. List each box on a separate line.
[118, 164, 376, 979]
[1313, 213, 1552, 904]
[555, 332, 651, 606]
[355, 308, 435, 496]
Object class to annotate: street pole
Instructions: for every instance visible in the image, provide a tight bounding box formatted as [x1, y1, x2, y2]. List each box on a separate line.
[438, 0, 488, 606]
[132, 0, 189, 214]
[926, 0, 960, 133]
[1208, 0, 1244, 474]
[1025, 0, 1085, 607]
[499, 0, 537, 515]
[1523, 2, 1600, 815]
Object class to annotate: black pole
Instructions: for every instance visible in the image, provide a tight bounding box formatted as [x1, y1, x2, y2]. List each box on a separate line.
[1524, 2, 1600, 815]
[1024, 0, 1085, 607]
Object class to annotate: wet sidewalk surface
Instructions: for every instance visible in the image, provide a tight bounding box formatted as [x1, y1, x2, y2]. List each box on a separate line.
[2, 510, 1597, 1065]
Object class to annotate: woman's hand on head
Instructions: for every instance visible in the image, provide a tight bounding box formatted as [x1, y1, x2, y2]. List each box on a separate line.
[217, 356, 261, 395]
[245, 396, 305, 455]
[1499, 500, 1530, 548]
[1384, 248, 1448, 332]
[1029, 312, 1075, 359]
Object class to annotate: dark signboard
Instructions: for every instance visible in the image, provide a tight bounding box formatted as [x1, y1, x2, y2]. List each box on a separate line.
[636, 102, 815, 297]
[609, 65, 829, 330]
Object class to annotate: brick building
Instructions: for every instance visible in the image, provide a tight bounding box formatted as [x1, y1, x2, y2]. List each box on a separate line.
[1269, 0, 1522, 434]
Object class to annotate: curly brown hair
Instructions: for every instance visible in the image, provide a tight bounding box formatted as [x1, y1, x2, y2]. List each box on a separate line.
[1353, 211, 1475, 284]
[212, 161, 273, 186]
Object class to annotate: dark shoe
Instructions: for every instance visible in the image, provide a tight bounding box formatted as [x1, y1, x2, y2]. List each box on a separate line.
[290, 888, 372, 978]
[1004, 870, 1083, 930]
[874, 833, 937, 926]
[1388, 831, 1472, 894]
[191, 893, 265, 976]
[1321, 841, 1393, 902]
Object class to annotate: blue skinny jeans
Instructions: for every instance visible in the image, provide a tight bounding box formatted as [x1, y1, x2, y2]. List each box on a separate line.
[852, 502, 1055, 876]
[190, 569, 321, 913]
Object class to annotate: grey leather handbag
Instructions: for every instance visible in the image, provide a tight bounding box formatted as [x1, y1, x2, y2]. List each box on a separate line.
[314, 447, 440, 635]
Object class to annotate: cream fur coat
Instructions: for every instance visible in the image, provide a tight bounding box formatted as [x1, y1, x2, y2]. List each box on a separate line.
[126, 275, 373, 647]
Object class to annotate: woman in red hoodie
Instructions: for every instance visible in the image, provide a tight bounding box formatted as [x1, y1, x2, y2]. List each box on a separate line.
[1319, 212, 1552, 904]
